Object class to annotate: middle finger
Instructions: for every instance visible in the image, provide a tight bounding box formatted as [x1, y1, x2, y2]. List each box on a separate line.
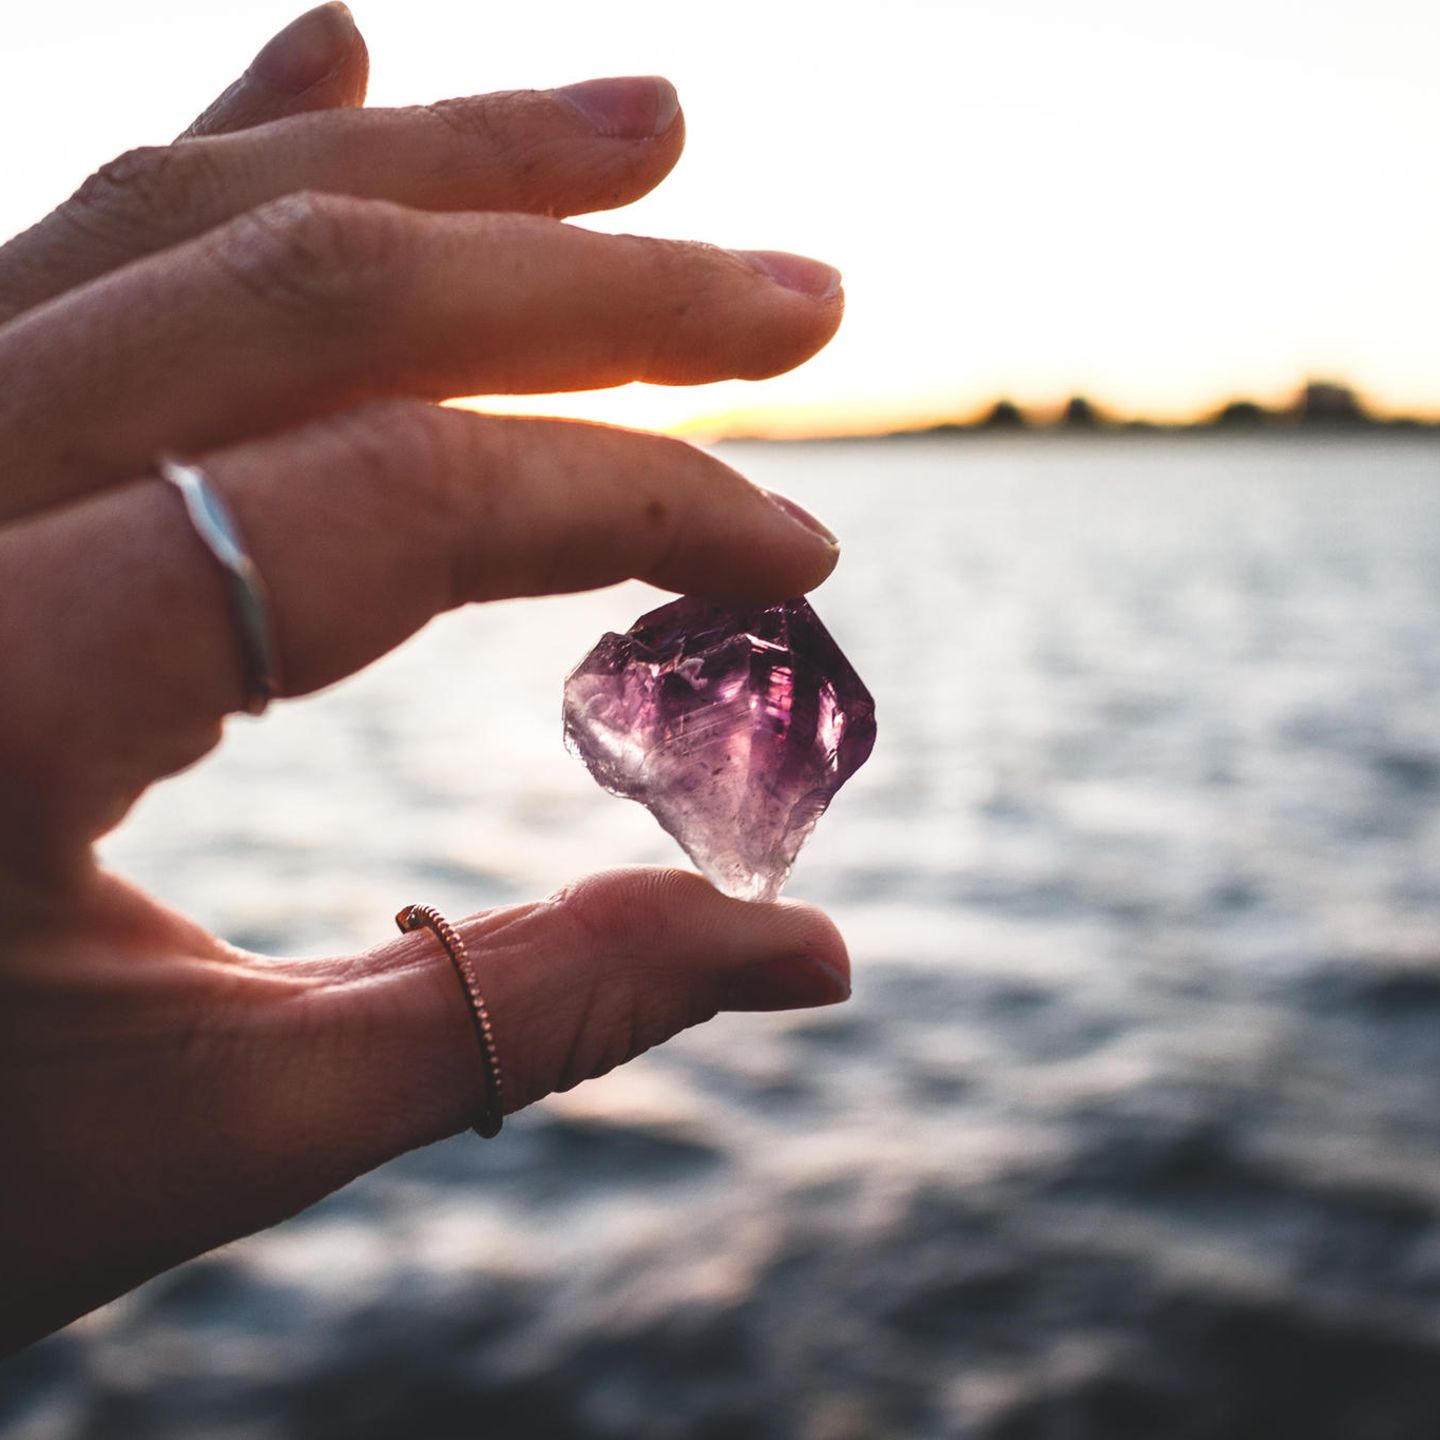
[0, 78, 683, 330]
[0, 202, 842, 524]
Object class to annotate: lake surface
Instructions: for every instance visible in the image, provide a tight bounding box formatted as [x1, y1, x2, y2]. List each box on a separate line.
[5, 433, 1440, 1438]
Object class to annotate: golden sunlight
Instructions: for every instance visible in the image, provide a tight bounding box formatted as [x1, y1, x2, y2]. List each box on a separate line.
[2, 0, 1436, 436]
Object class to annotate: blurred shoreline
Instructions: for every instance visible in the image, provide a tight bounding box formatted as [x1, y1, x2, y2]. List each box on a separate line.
[720, 380, 1440, 445]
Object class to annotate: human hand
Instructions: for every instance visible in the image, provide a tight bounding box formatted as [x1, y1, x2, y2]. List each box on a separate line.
[0, 4, 849, 1351]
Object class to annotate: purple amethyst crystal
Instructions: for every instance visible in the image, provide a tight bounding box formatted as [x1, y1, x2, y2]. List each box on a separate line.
[563, 595, 876, 901]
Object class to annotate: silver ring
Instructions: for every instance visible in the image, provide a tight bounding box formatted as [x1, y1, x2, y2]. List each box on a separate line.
[159, 457, 280, 717]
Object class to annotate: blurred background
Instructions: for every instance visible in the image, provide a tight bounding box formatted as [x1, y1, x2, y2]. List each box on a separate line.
[3, 2, 1440, 1437]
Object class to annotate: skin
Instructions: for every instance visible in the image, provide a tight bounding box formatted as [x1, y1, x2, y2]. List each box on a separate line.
[0, 3, 851, 1353]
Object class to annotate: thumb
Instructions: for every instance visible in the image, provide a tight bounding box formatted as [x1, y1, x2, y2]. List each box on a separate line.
[299, 868, 851, 1165]
[0, 870, 848, 1347]
[178, 3, 369, 141]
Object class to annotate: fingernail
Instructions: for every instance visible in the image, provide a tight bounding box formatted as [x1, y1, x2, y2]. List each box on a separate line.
[730, 249, 842, 301]
[761, 489, 839, 548]
[725, 954, 852, 1012]
[554, 76, 680, 139]
[250, 3, 356, 95]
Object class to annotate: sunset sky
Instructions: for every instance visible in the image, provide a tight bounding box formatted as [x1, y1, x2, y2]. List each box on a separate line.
[3, 0, 1437, 436]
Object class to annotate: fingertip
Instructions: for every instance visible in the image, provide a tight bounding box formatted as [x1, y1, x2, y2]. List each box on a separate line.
[250, 3, 359, 96]
[653, 77, 681, 138]
[721, 491, 843, 606]
[612, 433, 839, 605]
[735, 289, 845, 383]
[760, 489, 839, 548]
[769, 508, 843, 598]
[541, 77, 685, 217]
[730, 249, 843, 303]
[341, 14, 370, 106]
[722, 953, 851, 1012]
[765, 897, 851, 987]
[544, 868, 849, 993]
[181, 2, 367, 140]
[603, 869, 853, 1009]
[717, 896, 852, 1012]
[552, 75, 682, 141]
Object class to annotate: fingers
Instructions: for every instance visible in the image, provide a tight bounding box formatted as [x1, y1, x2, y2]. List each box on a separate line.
[0, 404, 840, 860]
[371, 864, 846, 1123]
[0, 204, 839, 522]
[182, 78, 681, 226]
[0, 76, 681, 340]
[178, 3, 369, 141]
[0, 5, 369, 328]
[309, 869, 852, 1160]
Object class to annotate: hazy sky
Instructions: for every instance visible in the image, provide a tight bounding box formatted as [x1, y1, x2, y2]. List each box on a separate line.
[3, 0, 1437, 434]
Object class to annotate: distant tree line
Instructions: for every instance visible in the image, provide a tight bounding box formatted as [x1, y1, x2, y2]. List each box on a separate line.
[909, 381, 1436, 437]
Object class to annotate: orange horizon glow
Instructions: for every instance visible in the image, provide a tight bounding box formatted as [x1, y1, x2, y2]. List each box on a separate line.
[3, 1, 1437, 442]
[470, 376, 1440, 445]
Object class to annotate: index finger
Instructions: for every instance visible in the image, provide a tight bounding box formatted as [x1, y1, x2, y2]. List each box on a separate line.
[0, 403, 841, 867]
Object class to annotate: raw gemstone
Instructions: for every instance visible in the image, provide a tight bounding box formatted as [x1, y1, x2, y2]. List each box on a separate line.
[562, 595, 877, 902]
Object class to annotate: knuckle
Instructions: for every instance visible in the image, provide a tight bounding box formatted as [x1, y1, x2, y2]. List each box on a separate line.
[429, 414, 512, 605]
[202, 192, 407, 324]
[66, 144, 223, 246]
[419, 91, 525, 143]
[419, 92, 572, 209]
[313, 399, 446, 498]
[308, 400, 490, 602]
[620, 235, 717, 381]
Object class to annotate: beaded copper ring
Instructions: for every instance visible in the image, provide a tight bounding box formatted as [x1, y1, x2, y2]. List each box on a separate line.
[394, 903, 505, 1138]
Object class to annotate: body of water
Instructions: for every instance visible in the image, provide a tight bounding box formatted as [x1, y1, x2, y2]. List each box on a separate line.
[5, 434, 1440, 1438]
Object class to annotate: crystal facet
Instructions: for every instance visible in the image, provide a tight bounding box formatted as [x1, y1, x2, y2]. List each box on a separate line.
[563, 595, 877, 901]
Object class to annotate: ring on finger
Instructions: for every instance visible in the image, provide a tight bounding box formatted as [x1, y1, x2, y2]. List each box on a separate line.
[159, 455, 280, 716]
